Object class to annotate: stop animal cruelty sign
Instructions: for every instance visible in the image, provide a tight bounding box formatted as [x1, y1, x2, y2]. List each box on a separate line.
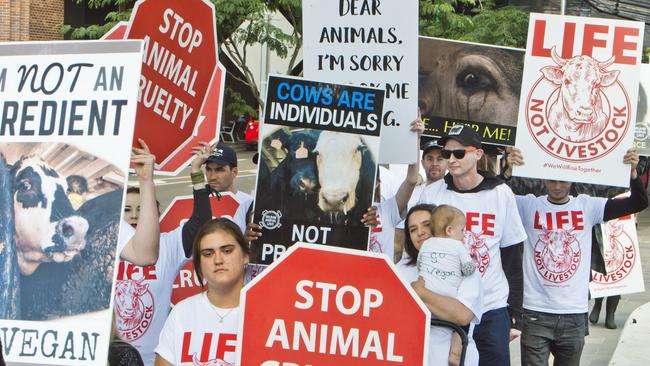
[237, 243, 430, 365]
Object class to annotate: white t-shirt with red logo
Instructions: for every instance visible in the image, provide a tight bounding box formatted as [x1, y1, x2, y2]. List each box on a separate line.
[396, 257, 482, 366]
[369, 197, 401, 261]
[419, 181, 527, 311]
[155, 292, 239, 365]
[115, 226, 187, 366]
[516, 194, 607, 314]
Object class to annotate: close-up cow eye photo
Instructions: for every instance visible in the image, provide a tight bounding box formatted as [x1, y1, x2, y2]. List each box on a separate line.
[418, 37, 524, 131]
[456, 65, 497, 95]
[17, 179, 31, 192]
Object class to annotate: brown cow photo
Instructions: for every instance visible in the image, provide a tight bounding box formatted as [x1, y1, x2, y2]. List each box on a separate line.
[419, 37, 525, 146]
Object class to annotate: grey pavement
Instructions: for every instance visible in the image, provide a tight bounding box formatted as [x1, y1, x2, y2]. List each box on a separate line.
[510, 205, 650, 365]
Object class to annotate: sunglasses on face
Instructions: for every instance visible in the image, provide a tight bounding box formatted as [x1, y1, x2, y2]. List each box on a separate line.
[441, 146, 477, 159]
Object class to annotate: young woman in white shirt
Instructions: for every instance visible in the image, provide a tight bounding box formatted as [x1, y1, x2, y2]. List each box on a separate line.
[397, 204, 483, 366]
[154, 219, 249, 366]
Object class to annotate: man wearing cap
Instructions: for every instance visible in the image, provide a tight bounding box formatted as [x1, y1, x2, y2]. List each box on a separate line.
[394, 138, 449, 261]
[419, 124, 527, 366]
[182, 142, 254, 256]
[421, 138, 448, 185]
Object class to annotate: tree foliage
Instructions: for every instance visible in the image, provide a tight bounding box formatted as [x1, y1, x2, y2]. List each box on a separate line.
[61, 0, 530, 112]
[419, 0, 529, 48]
[215, 0, 301, 108]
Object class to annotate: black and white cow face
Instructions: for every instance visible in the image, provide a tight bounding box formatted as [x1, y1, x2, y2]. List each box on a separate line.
[12, 158, 89, 275]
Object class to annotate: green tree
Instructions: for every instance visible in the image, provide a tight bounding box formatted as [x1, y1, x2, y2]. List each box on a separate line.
[419, 0, 529, 48]
[61, 0, 301, 110]
[61, 0, 529, 112]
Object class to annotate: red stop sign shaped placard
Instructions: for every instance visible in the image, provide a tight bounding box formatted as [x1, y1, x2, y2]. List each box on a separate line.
[160, 193, 244, 304]
[126, 0, 218, 173]
[238, 243, 429, 365]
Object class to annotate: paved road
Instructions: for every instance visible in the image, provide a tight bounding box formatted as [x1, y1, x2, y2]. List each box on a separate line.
[510, 206, 650, 365]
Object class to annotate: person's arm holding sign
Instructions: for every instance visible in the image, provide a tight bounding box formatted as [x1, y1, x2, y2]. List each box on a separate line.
[394, 116, 425, 216]
[601, 148, 649, 221]
[506, 147, 647, 219]
[181, 142, 214, 257]
[121, 139, 160, 265]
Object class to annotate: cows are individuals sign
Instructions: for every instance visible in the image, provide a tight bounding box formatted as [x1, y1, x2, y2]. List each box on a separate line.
[126, 0, 223, 175]
[513, 13, 645, 187]
[237, 243, 430, 365]
[250, 75, 383, 265]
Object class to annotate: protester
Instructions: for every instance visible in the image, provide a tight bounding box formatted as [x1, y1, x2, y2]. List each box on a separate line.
[589, 296, 620, 329]
[114, 141, 212, 366]
[394, 138, 449, 261]
[418, 124, 527, 366]
[187, 142, 253, 236]
[418, 204, 477, 366]
[370, 118, 425, 260]
[506, 147, 648, 365]
[154, 219, 248, 366]
[398, 204, 483, 366]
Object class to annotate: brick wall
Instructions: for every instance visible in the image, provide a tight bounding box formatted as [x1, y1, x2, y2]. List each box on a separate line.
[29, 0, 63, 40]
[0, 0, 63, 41]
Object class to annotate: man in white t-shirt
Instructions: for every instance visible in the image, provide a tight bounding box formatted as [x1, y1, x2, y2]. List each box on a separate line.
[506, 147, 648, 366]
[186, 142, 254, 239]
[418, 124, 527, 366]
[394, 138, 448, 262]
[370, 120, 425, 260]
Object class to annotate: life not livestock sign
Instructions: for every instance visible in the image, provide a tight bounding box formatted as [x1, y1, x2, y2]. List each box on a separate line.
[237, 243, 429, 366]
[126, 0, 220, 174]
[513, 13, 644, 187]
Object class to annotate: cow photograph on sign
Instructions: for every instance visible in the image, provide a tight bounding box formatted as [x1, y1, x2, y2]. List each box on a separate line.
[419, 37, 525, 146]
[251, 75, 383, 265]
[0, 39, 141, 365]
[0, 143, 124, 320]
[255, 126, 376, 225]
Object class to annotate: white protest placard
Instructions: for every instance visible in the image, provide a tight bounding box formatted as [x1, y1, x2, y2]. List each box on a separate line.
[513, 13, 645, 187]
[302, 0, 418, 164]
[590, 211, 645, 298]
[0, 40, 142, 365]
[634, 64, 650, 156]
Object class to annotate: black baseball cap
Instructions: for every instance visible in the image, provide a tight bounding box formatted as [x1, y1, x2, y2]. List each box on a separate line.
[420, 139, 442, 154]
[205, 144, 238, 167]
[440, 124, 482, 149]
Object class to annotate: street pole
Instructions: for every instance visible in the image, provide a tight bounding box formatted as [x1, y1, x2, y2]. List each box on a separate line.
[561, 0, 566, 15]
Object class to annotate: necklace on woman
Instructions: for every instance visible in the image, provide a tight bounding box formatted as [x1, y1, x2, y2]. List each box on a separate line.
[205, 292, 235, 323]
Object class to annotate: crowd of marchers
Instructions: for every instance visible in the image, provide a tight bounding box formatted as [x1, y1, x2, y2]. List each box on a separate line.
[107, 113, 649, 366]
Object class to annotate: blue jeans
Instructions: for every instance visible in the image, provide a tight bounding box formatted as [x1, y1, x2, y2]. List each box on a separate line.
[520, 309, 586, 366]
[474, 307, 511, 366]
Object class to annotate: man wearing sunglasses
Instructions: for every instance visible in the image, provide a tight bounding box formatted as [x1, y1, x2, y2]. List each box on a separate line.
[419, 124, 527, 366]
